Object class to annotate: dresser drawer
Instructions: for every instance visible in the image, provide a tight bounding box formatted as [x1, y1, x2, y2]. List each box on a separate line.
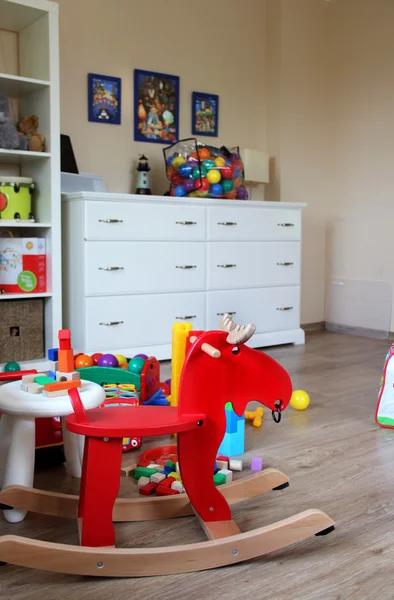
[85, 292, 205, 350]
[207, 242, 300, 290]
[84, 201, 205, 241]
[206, 287, 300, 333]
[207, 207, 301, 241]
[85, 242, 205, 296]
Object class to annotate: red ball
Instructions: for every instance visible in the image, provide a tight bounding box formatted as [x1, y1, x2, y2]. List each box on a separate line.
[171, 174, 184, 186]
[197, 177, 210, 192]
[170, 186, 176, 196]
[221, 165, 234, 179]
[159, 382, 170, 395]
[91, 352, 103, 365]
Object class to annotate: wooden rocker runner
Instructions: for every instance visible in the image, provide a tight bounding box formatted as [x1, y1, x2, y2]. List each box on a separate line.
[0, 315, 335, 577]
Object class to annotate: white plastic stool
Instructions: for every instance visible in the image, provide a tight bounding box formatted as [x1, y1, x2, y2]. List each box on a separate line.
[0, 379, 105, 523]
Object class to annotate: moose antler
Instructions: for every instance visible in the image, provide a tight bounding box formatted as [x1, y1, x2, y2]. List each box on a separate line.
[220, 313, 256, 345]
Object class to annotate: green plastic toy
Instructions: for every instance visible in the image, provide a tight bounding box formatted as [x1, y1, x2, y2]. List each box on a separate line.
[76, 366, 140, 389]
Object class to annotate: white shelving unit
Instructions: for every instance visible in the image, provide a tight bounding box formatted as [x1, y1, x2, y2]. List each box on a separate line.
[0, 0, 61, 369]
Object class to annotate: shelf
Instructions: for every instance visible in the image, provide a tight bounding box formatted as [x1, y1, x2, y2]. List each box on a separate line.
[0, 149, 51, 163]
[0, 292, 52, 300]
[0, 73, 50, 97]
[0, 0, 48, 33]
[0, 220, 51, 227]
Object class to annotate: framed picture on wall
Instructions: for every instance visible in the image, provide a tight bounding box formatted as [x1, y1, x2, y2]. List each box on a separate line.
[134, 68, 179, 143]
[192, 91, 219, 137]
[88, 73, 121, 124]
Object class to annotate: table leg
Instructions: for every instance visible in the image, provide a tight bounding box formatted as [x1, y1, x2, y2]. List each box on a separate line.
[0, 413, 13, 489]
[62, 418, 83, 478]
[2, 416, 36, 523]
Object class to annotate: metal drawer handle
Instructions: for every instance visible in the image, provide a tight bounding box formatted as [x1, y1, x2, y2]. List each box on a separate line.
[176, 315, 196, 320]
[276, 307, 294, 311]
[217, 264, 236, 268]
[217, 311, 236, 316]
[277, 262, 294, 266]
[277, 223, 294, 227]
[175, 265, 197, 269]
[176, 221, 197, 225]
[217, 222, 237, 226]
[98, 266, 125, 271]
[98, 219, 124, 223]
[99, 321, 124, 326]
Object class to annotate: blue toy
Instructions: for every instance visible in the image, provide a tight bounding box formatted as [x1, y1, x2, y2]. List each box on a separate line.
[218, 402, 245, 456]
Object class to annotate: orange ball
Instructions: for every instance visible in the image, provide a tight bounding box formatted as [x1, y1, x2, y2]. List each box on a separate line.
[75, 354, 94, 368]
[189, 151, 199, 160]
[120, 363, 129, 370]
[167, 166, 177, 178]
[224, 190, 237, 199]
[198, 148, 211, 160]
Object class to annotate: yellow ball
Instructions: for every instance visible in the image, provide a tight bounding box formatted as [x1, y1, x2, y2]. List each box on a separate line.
[196, 189, 209, 198]
[215, 156, 226, 167]
[290, 390, 310, 411]
[207, 169, 221, 184]
[115, 354, 127, 366]
[172, 156, 186, 169]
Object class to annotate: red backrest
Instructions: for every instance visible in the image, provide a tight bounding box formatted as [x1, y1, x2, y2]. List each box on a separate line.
[68, 388, 88, 423]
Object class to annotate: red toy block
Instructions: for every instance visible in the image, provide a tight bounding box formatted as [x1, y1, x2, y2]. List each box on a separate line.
[139, 482, 158, 496]
[58, 329, 71, 350]
[58, 349, 74, 373]
[160, 476, 176, 489]
[217, 455, 229, 462]
[156, 485, 180, 496]
[0, 369, 37, 382]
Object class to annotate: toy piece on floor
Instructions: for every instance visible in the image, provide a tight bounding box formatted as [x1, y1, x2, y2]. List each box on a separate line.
[245, 407, 264, 427]
[376, 342, 394, 428]
[229, 459, 243, 472]
[218, 401, 245, 457]
[250, 457, 263, 472]
[100, 384, 141, 452]
[290, 389, 310, 411]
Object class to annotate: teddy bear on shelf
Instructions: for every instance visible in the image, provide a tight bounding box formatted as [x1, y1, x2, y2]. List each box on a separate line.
[17, 115, 46, 152]
[0, 93, 19, 150]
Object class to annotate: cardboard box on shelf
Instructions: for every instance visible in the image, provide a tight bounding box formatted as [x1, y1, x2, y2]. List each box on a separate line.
[0, 237, 46, 293]
[0, 298, 45, 362]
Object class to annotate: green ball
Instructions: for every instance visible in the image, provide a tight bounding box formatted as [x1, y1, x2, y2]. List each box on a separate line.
[192, 166, 207, 180]
[128, 357, 145, 374]
[202, 159, 215, 171]
[4, 361, 21, 372]
[222, 179, 234, 193]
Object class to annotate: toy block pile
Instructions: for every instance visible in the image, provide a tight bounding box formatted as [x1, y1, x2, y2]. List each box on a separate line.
[20, 329, 81, 397]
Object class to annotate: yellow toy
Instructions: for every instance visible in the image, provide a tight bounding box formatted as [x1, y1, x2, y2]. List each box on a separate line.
[169, 321, 193, 407]
[290, 389, 310, 411]
[245, 407, 264, 427]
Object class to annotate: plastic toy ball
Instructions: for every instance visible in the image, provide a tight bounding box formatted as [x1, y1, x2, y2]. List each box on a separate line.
[290, 390, 310, 411]
[207, 169, 221, 184]
[98, 354, 119, 368]
[222, 179, 234, 193]
[115, 354, 128, 366]
[4, 361, 21, 372]
[210, 183, 223, 196]
[215, 156, 226, 168]
[178, 163, 192, 178]
[75, 354, 94, 369]
[172, 156, 186, 169]
[196, 188, 209, 198]
[197, 177, 210, 192]
[128, 356, 145, 374]
[134, 353, 149, 359]
[171, 174, 184, 186]
[175, 185, 186, 197]
[192, 166, 207, 180]
[167, 155, 176, 166]
[183, 179, 195, 193]
[236, 185, 248, 200]
[221, 165, 234, 180]
[120, 363, 129, 370]
[202, 159, 216, 171]
[198, 147, 211, 160]
[160, 382, 170, 396]
[165, 378, 171, 393]
[91, 352, 103, 365]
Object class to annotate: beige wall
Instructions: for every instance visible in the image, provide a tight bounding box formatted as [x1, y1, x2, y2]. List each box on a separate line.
[56, 0, 268, 195]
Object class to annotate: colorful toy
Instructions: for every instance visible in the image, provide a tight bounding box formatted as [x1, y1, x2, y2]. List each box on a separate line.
[376, 342, 394, 427]
[0, 314, 334, 577]
[290, 389, 310, 411]
[3, 361, 21, 372]
[245, 407, 264, 427]
[97, 353, 118, 368]
[101, 384, 141, 451]
[218, 402, 245, 457]
[250, 457, 263, 472]
[0, 176, 35, 221]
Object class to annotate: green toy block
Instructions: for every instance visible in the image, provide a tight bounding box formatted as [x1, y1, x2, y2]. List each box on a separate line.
[34, 375, 56, 386]
[214, 472, 226, 486]
[166, 460, 176, 470]
[76, 366, 140, 389]
[134, 466, 158, 480]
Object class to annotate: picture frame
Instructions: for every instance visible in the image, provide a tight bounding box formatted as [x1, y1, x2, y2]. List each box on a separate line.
[88, 73, 121, 125]
[134, 68, 179, 144]
[192, 91, 219, 137]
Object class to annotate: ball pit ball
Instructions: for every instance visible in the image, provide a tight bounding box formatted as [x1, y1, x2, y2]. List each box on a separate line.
[115, 354, 128, 366]
[215, 156, 226, 168]
[178, 163, 192, 178]
[207, 169, 221, 184]
[192, 166, 207, 180]
[167, 155, 175, 166]
[202, 159, 216, 171]
[224, 189, 237, 199]
[290, 389, 310, 411]
[171, 174, 184, 186]
[231, 152, 240, 162]
[172, 156, 186, 169]
[165, 378, 172, 393]
[91, 352, 103, 365]
[4, 361, 20, 372]
[210, 183, 223, 196]
[183, 179, 195, 193]
[196, 189, 209, 198]
[134, 353, 149, 359]
[197, 177, 210, 192]
[221, 165, 234, 179]
[160, 382, 170, 396]
[222, 179, 234, 193]
[75, 354, 94, 369]
[98, 353, 119, 368]
[175, 185, 186, 197]
[234, 177, 243, 189]
[120, 363, 129, 370]
[128, 356, 145, 374]
[236, 185, 248, 200]
[198, 147, 211, 160]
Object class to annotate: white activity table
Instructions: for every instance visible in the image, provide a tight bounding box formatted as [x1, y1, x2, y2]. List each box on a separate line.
[0, 379, 105, 523]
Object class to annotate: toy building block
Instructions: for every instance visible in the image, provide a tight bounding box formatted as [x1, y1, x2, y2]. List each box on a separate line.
[21, 382, 44, 394]
[170, 321, 193, 406]
[134, 466, 158, 480]
[171, 480, 184, 493]
[251, 457, 263, 472]
[156, 485, 180, 496]
[48, 371, 56, 380]
[150, 472, 166, 484]
[218, 469, 233, 484]
[168, 471, 181, 481]
[160, 476, 176, 489]
[22, 373, 37, 384]
[43, 389, 69, 398]
[147, 463, 161, 470]
[229, 459, 243, 472]
[44, 380, 81, 393]
[137, 476, 150, 487]
[218, 414, 245, 457]
[48, 348, 59, 361]
[176, 462, 180, 476]
[35, 375, 56, 386]
[58, 329, 71, 350]
[58, 349, 74, 373]
[139, 482, 158, 496]
[216, 458, 228, 470]
[245, 407, 264, 428]
[214, 472, 227, 486]
[48, 360, 59, 372]
[120, 463, 137, 477]
[56, 371, 81, 382]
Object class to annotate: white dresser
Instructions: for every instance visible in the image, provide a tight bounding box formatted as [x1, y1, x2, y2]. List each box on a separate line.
[61, 193, 306, 359]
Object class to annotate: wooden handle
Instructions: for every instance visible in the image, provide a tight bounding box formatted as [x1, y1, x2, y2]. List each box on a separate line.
[201, 343, 221, 359]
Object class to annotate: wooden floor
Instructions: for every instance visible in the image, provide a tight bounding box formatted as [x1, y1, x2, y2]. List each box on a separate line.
[2, 331, 394, 599]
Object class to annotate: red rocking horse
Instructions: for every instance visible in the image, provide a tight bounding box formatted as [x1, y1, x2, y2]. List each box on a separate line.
[0, 315, 334, 577]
